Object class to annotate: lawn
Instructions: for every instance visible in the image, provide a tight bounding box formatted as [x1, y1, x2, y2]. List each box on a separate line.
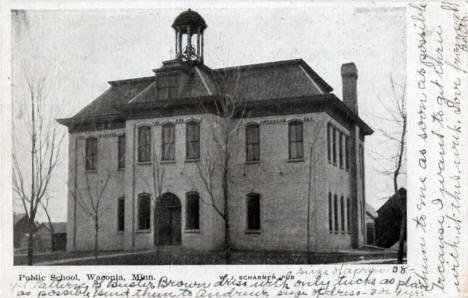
[15, 249, 401, 265]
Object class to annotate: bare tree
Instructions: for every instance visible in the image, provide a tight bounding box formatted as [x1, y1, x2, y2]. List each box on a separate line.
[12, 74, 64, 265]
[195, 67, 247, 264]
[372, 76, 406, 263]
[39, 196, 55, 249]
[71, 163, 112, 258]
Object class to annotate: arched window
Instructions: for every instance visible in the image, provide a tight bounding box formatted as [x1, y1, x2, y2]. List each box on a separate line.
[117, 197, 125, 232]
[162, 123, 175, 160]
[138, 126, 151, 162]
[85, 137, 98, 171]
[185, 192, 200, 230]
[246, 193, 260, 231]
[138, 194, 151, 230]
[186, 121, 200, 160]
[246, 124, 260, 161]
[288, 121, 303, 160]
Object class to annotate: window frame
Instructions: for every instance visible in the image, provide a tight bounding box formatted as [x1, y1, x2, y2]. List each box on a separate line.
[117, 134, 126, 169]
[334, 194, 339, 233]
[328, 192, 333, 233]
[185, 192, 200, 231]
[327, 124, 332, 163]
[85, 137, 98, 171]
[117, 197, 125, 232]
[156, 75, 178, 99]
[345, 136, 350, 170]
[138, 126, 152, 163]
[161, 123, 176, 161]
[245, 124, 260, 162]
[246, 193, 261, 232]
[339, 132, 344, 168]
[137, 193, 151, 231]
[347, 197, 352, 233]
[332, 127, 337, 165]
[340, 195, 345, 232]
[288, 121, 304, 160]
[186, 121, 200, 160]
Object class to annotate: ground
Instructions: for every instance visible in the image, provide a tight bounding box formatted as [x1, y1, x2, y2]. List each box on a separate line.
[14, 247, 405, 265]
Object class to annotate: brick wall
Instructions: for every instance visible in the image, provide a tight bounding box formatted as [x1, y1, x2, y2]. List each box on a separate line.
[67, 112, 366, 252]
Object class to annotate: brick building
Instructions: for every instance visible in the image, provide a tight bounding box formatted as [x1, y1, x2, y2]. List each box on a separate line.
[58, 9, 373, 252]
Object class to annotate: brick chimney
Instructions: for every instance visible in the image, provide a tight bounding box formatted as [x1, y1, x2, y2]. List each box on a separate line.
[341, 63, 358, 114]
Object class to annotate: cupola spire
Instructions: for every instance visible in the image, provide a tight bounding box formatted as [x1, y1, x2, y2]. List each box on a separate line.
[172, 9, 207, 63]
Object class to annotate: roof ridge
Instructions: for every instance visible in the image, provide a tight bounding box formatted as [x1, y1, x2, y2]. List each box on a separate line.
[213, 59, 304, 72]
[108, 76, 155, 85]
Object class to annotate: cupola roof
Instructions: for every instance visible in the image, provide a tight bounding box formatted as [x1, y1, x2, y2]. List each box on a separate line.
[172, 9, 207, 31]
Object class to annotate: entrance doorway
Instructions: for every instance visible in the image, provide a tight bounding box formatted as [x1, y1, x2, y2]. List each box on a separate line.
[154, 193, 181, 246]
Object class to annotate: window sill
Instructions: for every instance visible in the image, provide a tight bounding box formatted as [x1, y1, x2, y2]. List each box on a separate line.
[85, 170, 97, 174]
[184, 159, 200, 163]
[245, 160, 260, 165]
[117, 167, 125, 171]
[117, 231, 125, 235]
[160, 160, 176, 164]
[137, 161, 151, 166]
[185, 229, 200, 234]
[288, 159, 304, 163]
[245, 230, 261, 234]
[136, 229, 151, 234]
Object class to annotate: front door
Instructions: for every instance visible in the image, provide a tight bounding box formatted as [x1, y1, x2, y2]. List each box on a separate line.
[155, 193, 181, 246]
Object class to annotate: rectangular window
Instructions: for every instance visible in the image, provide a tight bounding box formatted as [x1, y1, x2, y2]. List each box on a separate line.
[327, 124, 331, 163]
[341, 196, 345, 232]
[162, 124, 175, 160]
[247, 194, 260, 231]
[334, 194, 339, 233]
[328, 192, 333, 232]
[138, 126, 151, 162]
[361, 201, 365, 234]
[339, 133, 344, 168]
[186, 122, 200, 160]
[118, 135, 125, 169]
[332, 128, 337, 165]
[246, 125, 260, 161]
[345, 136, 350, 170]
[157, 76, 177, 99]
[186, 193, 200, 230]
[138, 194, 151, 230]
[85, 137, 98, 171]
[359, 144, 363, 177]
[289, 122, 303, 160]
[347, 197, 351, 233]
[117, 197, 125, 232]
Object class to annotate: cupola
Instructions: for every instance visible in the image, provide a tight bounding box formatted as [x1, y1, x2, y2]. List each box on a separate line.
[172, 9, 207, 63]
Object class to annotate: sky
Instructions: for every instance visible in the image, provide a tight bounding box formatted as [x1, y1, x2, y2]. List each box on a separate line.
[12, 6, 406, 222]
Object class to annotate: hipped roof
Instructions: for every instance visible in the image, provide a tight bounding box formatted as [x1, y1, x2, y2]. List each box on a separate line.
[58, 59, 372, 135]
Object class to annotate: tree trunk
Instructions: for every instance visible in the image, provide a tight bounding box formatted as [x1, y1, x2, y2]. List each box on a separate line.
[223, 152, 231, 264]
[27, 217, 35, 265]
[94, 217, 99, 259]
